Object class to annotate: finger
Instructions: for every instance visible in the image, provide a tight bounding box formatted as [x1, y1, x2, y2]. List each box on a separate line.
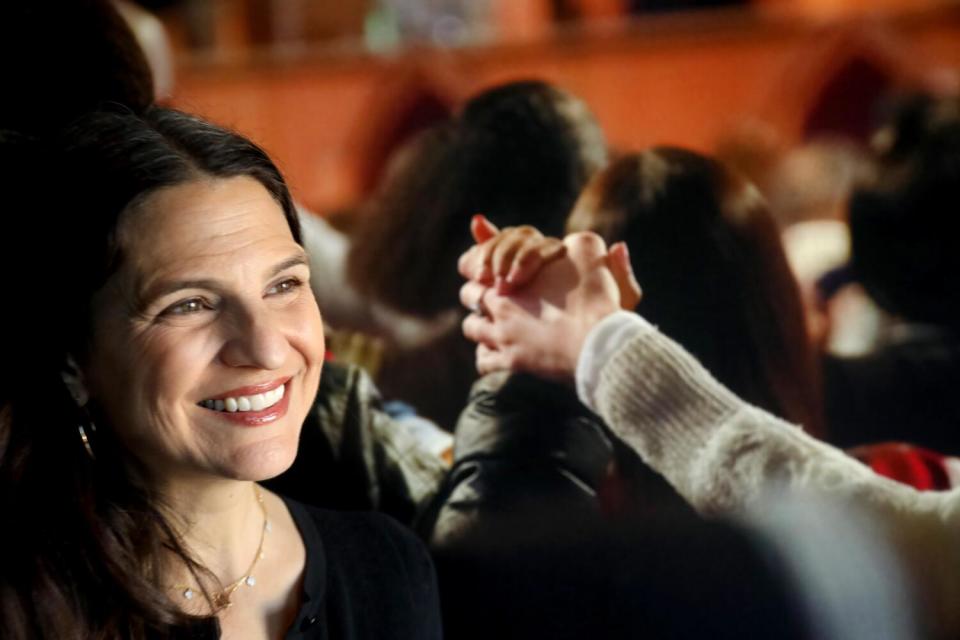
[476, 343, 511, 375]
[471, 214, 499, 244]
[504, 238, 566, 289]
[564, 231, 609, 263]
[460, 237, 498, 284]
[490, 233, 530, 283]
[458, 243, 485, 280]
[475, 237, 501, 284]
[462, 312, 498, 347]
[460, 280, 488, 314]
[459, 241, 498, 283]
[478, 226, 532, 284]
[607, 242, 642, 310]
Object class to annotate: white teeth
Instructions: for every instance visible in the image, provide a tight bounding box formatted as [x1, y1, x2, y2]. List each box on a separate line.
[200, 384, 286, 414]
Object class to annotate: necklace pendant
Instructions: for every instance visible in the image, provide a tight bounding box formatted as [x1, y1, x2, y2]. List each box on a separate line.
[245, 575, 256, 586]
[182, 588, 195, 600]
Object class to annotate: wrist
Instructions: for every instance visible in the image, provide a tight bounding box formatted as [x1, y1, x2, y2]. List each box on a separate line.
[575, 311, 654, 409]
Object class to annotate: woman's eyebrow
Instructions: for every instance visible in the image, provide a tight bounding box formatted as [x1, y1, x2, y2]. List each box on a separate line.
[266, 252, 310, 279]
[136, 252, 309, 308]
[140, 277, 220, 304]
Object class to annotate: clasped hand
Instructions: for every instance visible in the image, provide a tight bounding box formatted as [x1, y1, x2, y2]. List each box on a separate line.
[458, 215, 641, 382]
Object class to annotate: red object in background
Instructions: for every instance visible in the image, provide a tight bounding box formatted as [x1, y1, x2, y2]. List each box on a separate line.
[848, 442, 955, 491]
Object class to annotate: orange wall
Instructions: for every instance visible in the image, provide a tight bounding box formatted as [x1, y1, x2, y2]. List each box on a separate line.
[172, 6, 960, 213]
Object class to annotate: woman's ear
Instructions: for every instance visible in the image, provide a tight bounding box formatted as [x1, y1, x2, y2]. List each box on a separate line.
[61, 354, 89, 407]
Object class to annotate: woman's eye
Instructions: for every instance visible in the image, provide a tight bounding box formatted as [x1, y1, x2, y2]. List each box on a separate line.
[162, 298, 211, 316]
[267, 278, 302, 296]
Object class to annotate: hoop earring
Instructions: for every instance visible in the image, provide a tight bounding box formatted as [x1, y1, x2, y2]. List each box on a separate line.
[77, 419, 97, 461]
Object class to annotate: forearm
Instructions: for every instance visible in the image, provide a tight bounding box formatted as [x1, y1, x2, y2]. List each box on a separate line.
[577, 313, 960, 526]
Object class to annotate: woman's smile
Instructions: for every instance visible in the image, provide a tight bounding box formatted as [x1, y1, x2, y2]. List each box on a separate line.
[197, 377, 292, 426]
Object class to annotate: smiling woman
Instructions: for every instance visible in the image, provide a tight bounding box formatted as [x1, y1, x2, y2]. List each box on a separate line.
[0, 108, 440, 639]
[86, 175, 324, 484]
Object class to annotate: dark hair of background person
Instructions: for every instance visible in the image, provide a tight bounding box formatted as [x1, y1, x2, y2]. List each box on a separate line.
[0, 0, 154, 136]
[567, 148, 824, 435]
[0, 107, 300, 639]
[849, 93, 960, 330]
[347, 80, 608, 319]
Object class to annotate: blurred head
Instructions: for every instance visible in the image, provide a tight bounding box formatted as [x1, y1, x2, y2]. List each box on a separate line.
[567, 148, 822, 432]
[0, 0, 154, 136]
[12, 106, 324, 484]
[850, 94, 960, 330]
[348, 80, 607, 319]
[457, 80, 607, 235]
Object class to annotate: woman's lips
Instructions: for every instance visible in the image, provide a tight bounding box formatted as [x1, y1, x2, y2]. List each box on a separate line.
[202, 381, 291, 427]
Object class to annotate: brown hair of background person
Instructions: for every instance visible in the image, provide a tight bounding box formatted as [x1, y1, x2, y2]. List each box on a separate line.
[567, 148, 824, 437]
[347, 80, 607, 321]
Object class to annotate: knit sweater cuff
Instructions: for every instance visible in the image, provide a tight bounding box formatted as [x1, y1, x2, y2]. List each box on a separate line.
[592, 323, 745, 488]
[576, 311, 653, 409]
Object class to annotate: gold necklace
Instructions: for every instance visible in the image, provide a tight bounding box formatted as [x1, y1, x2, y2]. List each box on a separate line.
[176, 484, 270, 611]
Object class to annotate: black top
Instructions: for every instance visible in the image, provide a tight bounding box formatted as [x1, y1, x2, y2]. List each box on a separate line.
[824, 326, 960, 454]
[177, 499, 442, 639]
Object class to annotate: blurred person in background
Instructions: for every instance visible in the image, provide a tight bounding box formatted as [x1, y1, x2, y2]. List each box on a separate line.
[113, 0, 175, 102]
[824, 93, 960, 455]
[0, 0, 154, 136]
[346, 79, 608, 429]
[566, 147, 824, 437]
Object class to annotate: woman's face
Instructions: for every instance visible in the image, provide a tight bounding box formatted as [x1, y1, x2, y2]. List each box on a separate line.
[83, 176, 324, 483]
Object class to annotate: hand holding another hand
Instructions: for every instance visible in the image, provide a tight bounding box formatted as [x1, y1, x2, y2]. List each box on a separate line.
[458, 215, 567, 292]
[459, 216, 641, 382]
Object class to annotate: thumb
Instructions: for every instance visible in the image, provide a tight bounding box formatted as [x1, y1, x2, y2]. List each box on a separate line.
[607, 242, 642, 310]
[471, 214, 499, 243]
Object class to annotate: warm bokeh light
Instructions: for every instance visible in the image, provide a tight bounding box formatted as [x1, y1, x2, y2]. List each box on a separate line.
[147, 0, 960, 213]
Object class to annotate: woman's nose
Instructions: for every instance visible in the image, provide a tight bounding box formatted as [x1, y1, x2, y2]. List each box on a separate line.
[219, 307, 289, 371]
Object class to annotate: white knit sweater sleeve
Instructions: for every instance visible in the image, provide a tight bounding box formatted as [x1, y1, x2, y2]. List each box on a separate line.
[576, 312, 960, 527]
